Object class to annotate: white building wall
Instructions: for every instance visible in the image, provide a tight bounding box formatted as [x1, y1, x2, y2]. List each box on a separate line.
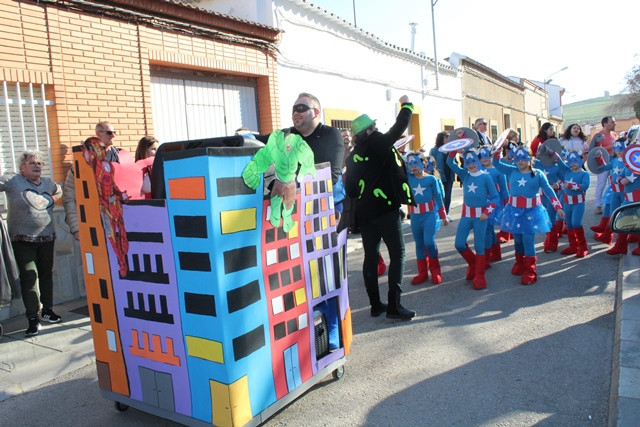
[196, 0, 462, 148]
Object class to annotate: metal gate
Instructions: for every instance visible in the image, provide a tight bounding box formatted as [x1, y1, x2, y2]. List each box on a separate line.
[150, 74, 258, 144]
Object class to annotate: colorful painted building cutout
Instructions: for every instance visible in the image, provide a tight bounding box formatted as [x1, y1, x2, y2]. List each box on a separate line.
[72, 143, 351, 426]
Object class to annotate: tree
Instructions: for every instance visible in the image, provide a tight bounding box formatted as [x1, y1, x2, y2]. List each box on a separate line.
[612, 63, 640, 117]
[626, 64, 640, 95]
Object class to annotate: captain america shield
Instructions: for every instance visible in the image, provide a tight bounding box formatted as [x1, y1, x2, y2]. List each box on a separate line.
[439, 138, 474, 153]
[623, 145, 640, 175]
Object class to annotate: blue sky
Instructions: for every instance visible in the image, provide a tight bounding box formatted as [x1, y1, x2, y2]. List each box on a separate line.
[309, 0, 639, 103]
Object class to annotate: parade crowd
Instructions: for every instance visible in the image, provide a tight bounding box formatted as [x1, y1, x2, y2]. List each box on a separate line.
[343, 105, 640, 321]
[1, 94, 639, 338]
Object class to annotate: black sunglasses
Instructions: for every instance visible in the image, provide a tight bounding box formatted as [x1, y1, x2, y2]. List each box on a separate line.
[100, 130, 116, 136]
[292, 104, 312, 114]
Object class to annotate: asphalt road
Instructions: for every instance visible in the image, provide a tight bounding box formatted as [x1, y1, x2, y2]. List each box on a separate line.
[0, 185, 618, 427]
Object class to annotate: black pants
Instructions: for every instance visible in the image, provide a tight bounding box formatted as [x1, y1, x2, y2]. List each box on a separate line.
[360, 209, 405, 304]
[12, 240, 55, 318]
[442, 179, 453, 214]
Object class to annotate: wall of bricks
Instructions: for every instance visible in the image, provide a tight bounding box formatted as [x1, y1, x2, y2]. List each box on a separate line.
[0, 0, 280, 182]
[0, 0, 280, 320]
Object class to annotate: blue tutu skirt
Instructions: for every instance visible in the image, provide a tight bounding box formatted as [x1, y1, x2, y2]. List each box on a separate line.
[487, 204, 503, 226]
[501, 204, 552, 234]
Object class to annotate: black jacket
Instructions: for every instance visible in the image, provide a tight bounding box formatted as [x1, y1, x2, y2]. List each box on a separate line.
[345, 104, 414, 225]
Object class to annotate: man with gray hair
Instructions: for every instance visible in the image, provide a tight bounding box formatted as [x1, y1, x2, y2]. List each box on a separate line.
[63, 120, 121, 239]
[475, 118, 491, 146]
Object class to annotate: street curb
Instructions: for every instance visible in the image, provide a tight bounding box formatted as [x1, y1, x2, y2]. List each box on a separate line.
[610, 253, 640, 427]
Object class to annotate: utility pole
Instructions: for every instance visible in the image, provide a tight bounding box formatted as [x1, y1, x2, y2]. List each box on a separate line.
[431, 0, 439, 91]
[352, 0, 357, 26]
[409, 22, 418, 51]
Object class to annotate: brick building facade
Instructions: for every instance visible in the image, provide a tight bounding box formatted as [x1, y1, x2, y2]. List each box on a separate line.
[0, 0, 281, 318]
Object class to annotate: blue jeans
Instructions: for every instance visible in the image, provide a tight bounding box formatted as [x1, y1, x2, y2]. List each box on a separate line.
[360, 209, 405, 302]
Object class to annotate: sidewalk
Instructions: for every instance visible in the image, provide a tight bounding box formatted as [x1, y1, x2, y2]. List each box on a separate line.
[613, 251, 640, 426]
[1, 233, 639, 427]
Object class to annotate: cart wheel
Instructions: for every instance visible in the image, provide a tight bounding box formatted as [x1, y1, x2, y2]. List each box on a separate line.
[332, 366, 344, 380]
[115, 402, 130, 412]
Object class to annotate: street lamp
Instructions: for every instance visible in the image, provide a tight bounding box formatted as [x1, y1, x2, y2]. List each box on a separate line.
[430, 0, 439, 90]
[543, 66, 568, 116]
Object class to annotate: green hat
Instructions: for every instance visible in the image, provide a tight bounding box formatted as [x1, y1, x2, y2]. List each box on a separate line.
[351, 114, 376, 136]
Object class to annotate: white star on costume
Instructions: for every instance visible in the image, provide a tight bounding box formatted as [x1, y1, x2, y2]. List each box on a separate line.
[628, 174, 638, 183]
[613, 166, 622, 175]
[552, 199, 562, 208]
[413, 183, 426, 196]
[517, 177, 527, 187]
[467, 182, 478, 193]
[565, 178, 576, 189]
[486, 206, 494, 213]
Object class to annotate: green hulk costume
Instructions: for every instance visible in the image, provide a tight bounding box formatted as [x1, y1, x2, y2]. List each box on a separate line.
[242, 129, 316, 232]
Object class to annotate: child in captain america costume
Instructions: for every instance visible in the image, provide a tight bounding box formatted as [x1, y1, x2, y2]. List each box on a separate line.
[496, 141, 518, 244]
[478, 146, 508, 264]
[493, 147, 565, 285]
[592, 138, 628, 248]
[533, 151, 563, 252]
[610, 144, 640, 255]
[405, 151, 448, 285]
[446, 147, 499, 290]
[554, 151, 591, 257]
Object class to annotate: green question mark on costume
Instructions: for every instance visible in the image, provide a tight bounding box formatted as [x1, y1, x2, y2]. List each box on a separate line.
[402, 182, 412, 203]
[393, 149, 403, 167]
[358, 179, 365, 196]
[353, 154, 368, 163]
[373, 188, 391, 205]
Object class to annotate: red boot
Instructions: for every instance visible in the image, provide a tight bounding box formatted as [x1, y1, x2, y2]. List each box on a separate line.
[543, 232, 551, 251]
[377, 255, 387, 276]
[594, 221, 613, 245]
[485, 252, 492, 269]
[521, 256, 537, 285]
[497, 231, 510, 243]
[591, 216, 609, 233]
[553, 221, 561, 238]
[575, 226, 588, 258]
[489, 242, 502, 261]
[607, 234, 629, 255]
[544, 223, 559, 253]
[411, 259, 429, 285]
[428, 256, 442, 284]
[459, 245, 476, 280]
[511, 253, 525, 276]
[629, 235, 640, 243]
[473, 254, 487, 290]
[560, 229, 578, 255]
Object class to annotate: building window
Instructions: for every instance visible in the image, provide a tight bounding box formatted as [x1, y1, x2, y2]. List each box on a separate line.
[0, 81, 54, 212]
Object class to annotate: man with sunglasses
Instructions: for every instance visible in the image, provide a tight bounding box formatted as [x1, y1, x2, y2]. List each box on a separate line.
[63, 121, 123, 240]
[259, 93, 345, 216]
[475, 118, 492, 147]
[289, 93, 344, 187]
